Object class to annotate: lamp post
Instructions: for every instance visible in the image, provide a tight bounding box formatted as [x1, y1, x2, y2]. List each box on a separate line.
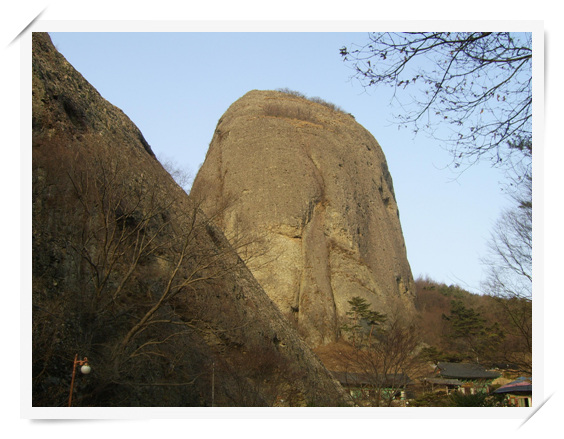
[68, 354, 91, 407]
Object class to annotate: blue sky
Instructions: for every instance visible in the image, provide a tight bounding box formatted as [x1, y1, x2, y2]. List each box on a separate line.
[48, 31, 516, 293]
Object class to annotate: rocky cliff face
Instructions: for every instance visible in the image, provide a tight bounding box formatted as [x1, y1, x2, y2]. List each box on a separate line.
[191, 90, 416, 347]
[32, 33, 349, 407]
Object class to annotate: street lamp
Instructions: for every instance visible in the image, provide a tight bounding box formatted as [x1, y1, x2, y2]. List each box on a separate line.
[68, 354, 91, 407]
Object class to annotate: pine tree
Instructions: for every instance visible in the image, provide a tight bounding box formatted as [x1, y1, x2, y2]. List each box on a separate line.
[341, 296, 386, 348]
[442, 300, 504, 362]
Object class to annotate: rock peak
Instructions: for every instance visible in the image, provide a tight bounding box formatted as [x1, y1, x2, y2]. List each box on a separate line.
[192, 89, 416, 347]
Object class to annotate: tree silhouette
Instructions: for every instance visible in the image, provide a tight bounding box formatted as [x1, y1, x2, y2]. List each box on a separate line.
[341, 32, 532, 171]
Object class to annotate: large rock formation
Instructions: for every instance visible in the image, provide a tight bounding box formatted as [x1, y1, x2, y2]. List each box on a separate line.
[32, 33, 350, 407]
[191, 90, 416, 347]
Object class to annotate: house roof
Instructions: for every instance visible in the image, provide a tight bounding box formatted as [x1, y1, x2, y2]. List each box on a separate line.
[436, 362, 501, 380]
[494, 377, 532, 394]
[330, 371, 412, 388]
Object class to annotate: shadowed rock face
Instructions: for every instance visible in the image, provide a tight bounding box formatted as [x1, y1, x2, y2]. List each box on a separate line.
[191, 90, 416, 347]
[32, 33, 350, 407]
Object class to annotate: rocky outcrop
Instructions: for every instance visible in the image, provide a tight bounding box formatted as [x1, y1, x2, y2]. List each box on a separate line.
[32, 33, 349, 407]
[191, 90, 416, 347]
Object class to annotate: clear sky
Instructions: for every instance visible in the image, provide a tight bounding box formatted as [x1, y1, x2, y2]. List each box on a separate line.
[48, 31, 515, 293]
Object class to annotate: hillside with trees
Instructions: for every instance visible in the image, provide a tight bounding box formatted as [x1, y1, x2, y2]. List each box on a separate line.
[414, 276, 531, 374]
[313, 276, 531, 407]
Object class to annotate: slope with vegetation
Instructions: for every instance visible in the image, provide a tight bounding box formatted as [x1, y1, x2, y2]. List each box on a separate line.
[314, 276, 531, 407]
[414, 276, 531, 374]
[32, 32, 350, 407]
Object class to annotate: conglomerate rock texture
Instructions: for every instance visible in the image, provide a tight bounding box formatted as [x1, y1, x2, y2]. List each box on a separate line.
[191, 90, 416, 347]
[32, 33, 350, 407]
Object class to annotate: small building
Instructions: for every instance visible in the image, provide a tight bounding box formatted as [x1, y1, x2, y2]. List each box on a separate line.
[493, 377, 532, 407]
[330, 371, 413, 404]
[424, 362, 501, 395]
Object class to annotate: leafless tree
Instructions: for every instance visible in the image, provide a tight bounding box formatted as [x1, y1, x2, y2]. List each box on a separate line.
[336, 307, 426, 406]
[32, 144, 261, 406]
[157, 154, 194, 193]
[341, 32, 532, 171]
[481, 142, 532, 372]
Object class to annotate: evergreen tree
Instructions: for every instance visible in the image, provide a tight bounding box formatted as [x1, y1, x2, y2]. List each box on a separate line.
[442, 300, 505, 362]
[341, 296, 386, 347]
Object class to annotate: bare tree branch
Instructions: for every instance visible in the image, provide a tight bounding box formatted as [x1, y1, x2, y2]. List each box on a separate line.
[341, 32, 532, 171]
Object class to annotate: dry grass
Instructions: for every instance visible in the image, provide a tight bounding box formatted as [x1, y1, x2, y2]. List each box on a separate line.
[276, 88, 346, 114]
[262, 88, 348, 124]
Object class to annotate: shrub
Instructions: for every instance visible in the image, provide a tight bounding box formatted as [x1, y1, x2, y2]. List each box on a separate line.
[275, 87, 307, 99]
[449, 391, 504, 407]
[308, 96, 345, 113]
[410, 391, 451, 407]
[275, 88, 346, 114]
